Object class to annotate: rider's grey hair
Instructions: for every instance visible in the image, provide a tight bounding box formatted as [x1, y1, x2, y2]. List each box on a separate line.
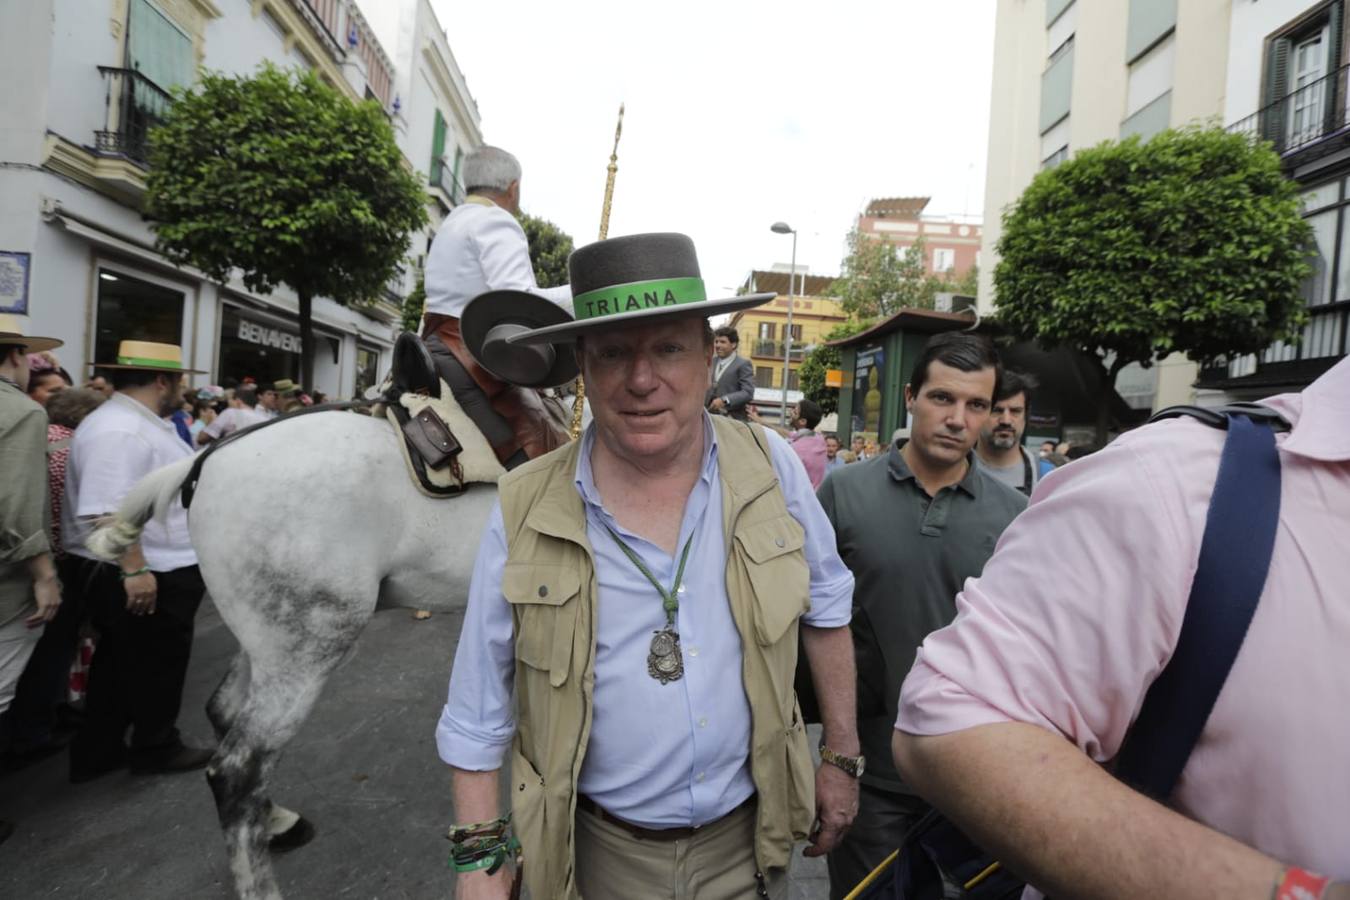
[463, 146, 522, 194]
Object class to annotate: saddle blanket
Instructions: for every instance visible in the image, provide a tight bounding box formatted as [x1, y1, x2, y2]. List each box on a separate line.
[393, 380, 504, 490]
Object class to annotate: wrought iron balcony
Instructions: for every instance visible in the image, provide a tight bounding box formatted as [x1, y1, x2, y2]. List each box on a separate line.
[430, 159, 465, 206]
[96, 67, 173, 165]
[1228, 63, 1350, 161]
[751, 339, 804, 359]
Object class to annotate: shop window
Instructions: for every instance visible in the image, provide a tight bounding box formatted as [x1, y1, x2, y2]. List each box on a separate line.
[355, 344, 382, 398]
[94, 268, 184, 371]
[219, 306, 302, 388]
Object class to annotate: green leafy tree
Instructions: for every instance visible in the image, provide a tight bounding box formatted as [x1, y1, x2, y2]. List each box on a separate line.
[995, 126, 1311, 443]
[798, 319, 874, 415]
[833, 233, 976, 317]
[518, 212, 574, 288]
[144, 63, 428, 387]
[402, 274, 426, 334]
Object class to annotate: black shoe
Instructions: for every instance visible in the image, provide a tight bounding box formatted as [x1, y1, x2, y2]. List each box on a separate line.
[0, 819, 13, 846]
[268, 816, 316, 854]
[129, 744, 215, 775]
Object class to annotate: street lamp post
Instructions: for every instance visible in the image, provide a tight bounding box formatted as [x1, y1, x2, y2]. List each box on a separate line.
[770, 221, 797, 426]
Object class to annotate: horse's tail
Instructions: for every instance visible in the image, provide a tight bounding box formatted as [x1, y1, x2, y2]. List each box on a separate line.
[85, 457, 197, 561]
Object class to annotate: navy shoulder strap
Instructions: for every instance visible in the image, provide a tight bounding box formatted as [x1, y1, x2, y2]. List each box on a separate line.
[1114, 406, 1285, 799]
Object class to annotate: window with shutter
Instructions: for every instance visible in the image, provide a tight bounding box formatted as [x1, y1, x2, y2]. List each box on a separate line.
[430, 110, 447, 185]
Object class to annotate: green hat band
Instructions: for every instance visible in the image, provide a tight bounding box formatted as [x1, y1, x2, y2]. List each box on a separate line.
[117, 355, 181, 368]
[572, 277, 707, 322]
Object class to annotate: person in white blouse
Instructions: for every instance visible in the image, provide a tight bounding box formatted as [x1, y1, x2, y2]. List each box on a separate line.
[421, 146, 573, 469]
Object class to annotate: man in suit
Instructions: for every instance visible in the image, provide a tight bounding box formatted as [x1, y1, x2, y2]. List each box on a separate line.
[706, 326, 755, 421]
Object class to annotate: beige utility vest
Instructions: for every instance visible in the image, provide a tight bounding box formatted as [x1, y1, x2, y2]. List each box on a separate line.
[497, 416, 816, 899]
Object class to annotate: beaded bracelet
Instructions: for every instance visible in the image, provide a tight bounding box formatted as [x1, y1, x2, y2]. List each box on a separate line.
[446, 814, 518, 875]
[119, 566, 151, 580]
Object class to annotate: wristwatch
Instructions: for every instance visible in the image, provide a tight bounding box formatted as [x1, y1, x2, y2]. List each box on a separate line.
[818, 743, 866, 778]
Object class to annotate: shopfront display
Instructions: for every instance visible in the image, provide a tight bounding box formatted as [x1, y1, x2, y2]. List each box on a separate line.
[851, 343, 885, 440]
[94, 267, 186, 372]
[218, 304, 338, 389]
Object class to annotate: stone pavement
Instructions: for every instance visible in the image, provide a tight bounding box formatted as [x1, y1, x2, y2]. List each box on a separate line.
[0, 598, 831, 899]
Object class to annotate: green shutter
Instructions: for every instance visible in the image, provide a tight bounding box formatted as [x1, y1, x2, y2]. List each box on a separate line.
[127, 0, 193, 115]
[451, 146, 463, 201]
[1262, 37, 1290, 145]
[430, 110, 447, 183]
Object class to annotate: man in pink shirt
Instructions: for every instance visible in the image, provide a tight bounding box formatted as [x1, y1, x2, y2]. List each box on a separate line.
[892, 357, 1350, 899]
[786, 400, 828, 489]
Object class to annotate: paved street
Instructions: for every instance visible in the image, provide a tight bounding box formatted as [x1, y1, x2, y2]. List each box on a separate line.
[0, 598, 830, 899]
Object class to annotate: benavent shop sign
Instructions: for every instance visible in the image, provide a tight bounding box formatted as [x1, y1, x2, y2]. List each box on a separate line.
[237, 319, 302, 354]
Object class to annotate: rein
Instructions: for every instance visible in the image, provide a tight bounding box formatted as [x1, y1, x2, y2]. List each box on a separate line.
[180, 399, 374, 509]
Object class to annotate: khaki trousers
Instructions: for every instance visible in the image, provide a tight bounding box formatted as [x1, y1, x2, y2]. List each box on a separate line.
[574, 800, 787, 900]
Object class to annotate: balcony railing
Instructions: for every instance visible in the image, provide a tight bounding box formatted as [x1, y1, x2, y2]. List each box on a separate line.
[1229, 63, 1350, 159]
[96, 67, 173, 165]
[752, 339, 804, 359]
[430, 158, 465, 206]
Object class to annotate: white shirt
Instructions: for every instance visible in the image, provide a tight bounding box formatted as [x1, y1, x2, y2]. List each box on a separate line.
[713, 352, 735, 384]
[63, 393, 197, 571]
[202, 405, 268, 440]
[423, 198, 571, 318]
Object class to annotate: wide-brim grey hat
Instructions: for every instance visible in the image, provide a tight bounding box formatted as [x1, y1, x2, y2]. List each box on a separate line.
[507, 233, 775, 346]
[460, 290, 580, 387]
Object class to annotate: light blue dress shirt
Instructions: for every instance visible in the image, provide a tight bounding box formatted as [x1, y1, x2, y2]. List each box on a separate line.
[436, 415, 853, 829]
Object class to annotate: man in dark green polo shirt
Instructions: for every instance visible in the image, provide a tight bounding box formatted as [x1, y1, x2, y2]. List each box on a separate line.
[818, 332, 1026, 898]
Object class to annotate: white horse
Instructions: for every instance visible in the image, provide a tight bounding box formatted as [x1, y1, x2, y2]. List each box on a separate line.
[87, 408, 501, 900]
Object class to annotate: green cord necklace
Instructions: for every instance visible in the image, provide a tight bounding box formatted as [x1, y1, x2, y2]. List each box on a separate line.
[604, 525, 695, 685]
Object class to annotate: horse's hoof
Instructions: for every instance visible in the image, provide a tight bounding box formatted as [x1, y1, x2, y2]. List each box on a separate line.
[268, 816, 316, 853]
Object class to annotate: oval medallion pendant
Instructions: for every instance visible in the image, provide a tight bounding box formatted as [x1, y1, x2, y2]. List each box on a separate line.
[647, 626, 684, 684]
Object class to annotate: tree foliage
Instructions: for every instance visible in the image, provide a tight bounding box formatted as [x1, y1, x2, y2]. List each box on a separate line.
[402, 274, 426, 334]
[832, 232, 977, 318]
[994, 126, 1311, 440]
[798, 319, 874, 416]
[518, 212, 574, 288]
[144, 63, 428, 386]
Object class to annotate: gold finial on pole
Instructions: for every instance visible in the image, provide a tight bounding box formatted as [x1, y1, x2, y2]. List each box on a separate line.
[570, 103, 625, 440]
[597, 103, 624, 241]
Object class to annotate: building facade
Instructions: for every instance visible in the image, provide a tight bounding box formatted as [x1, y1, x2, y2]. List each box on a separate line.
[726, 269, 848, 409]
[978, 0, 1233, 411]
[1201, 0, 1350, 398]
[856, 197, 981, 278]
[0, 0, 476, 399]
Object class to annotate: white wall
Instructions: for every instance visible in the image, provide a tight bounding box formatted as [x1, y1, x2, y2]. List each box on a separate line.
[202, 0, 294, 78]
[1226, 0, 1317, 122]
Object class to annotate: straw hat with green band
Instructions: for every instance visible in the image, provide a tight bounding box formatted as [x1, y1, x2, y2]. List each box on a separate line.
[94, 339, 205, 373]
[506, 232, 775, 346]
[0, 314, 63, 354]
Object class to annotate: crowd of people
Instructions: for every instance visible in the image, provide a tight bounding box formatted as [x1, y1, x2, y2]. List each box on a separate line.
[2, 146, 1346, 900]
[0, 316, 342, 846]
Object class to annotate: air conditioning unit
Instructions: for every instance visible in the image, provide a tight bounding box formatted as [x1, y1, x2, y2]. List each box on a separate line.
[934, 293, 976, 314]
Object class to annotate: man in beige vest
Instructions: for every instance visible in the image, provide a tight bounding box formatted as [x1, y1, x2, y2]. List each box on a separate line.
[436, 234, 863, 899]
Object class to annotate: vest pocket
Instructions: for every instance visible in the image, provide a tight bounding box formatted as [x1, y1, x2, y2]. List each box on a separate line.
[510, 741, 548, 893]
[734, 515, 811, 646]
[504, 563, 581, 687]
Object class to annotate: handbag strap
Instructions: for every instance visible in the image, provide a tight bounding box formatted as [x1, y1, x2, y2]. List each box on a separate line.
[1114, 409, 1283, 799]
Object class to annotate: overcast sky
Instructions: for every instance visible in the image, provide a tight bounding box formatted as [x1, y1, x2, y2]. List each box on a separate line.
[425, 0, 996, 297]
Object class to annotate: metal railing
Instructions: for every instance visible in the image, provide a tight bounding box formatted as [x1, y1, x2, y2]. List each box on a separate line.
[751, 339, 804, 359]
[430, 159, 465, 205]
[96, 67, 173, 165]
[1229, 63, 1350, 157]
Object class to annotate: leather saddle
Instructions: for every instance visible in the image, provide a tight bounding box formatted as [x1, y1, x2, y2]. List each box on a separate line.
[386, 333, 466, 496]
